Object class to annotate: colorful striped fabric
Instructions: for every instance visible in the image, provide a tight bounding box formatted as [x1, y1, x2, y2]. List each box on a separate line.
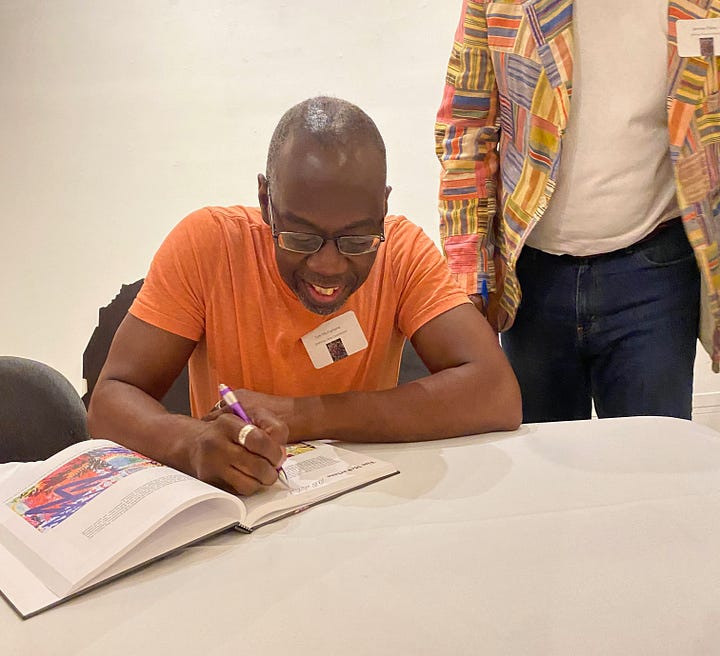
[436, 0, 720, 369]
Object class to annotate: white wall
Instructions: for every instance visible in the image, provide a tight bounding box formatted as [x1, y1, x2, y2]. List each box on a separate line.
[692, 352, 720, 430]
[0, 0, 459, 391]
[3, 0, 720, 427]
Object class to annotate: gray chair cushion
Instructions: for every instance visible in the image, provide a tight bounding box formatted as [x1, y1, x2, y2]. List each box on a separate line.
[398, 341, 430, 385]
[82, 279, 191, 415]
[0, 356, 89, 462]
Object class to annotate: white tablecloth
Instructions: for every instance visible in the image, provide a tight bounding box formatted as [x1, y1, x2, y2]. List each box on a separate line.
[4, 416, 720, 655]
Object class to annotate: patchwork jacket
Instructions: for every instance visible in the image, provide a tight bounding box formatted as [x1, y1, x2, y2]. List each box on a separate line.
[436, 0, 720, 369]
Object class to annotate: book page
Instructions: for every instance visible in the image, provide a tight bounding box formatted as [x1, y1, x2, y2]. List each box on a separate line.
[0, 497, 241, 619]
[0, 440, 243, 597]
[242, 442, 398, 528]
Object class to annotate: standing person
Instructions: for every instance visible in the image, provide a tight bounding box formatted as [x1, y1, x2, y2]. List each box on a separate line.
[436, 0, 720, 422]
[89, 96, 521, 496]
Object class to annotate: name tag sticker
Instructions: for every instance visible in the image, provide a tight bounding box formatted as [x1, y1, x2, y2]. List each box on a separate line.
[677, 18, 720, 57]
[301, 310, 368, 369]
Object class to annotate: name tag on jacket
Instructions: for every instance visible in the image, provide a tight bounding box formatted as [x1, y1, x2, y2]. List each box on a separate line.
[677, 18, 720, 57]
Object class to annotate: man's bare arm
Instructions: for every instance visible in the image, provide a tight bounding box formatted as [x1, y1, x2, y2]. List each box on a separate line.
[87, 314, 287, 495]
[233, 304, 522, 442]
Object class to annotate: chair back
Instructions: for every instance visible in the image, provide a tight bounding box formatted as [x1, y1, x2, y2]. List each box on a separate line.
[398, 341, 429, 384]
[83, 280, 191, 415]
[0, 356, 89, 462]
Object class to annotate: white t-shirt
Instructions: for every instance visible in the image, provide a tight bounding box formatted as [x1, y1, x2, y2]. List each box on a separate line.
[525, 0, 679, 256]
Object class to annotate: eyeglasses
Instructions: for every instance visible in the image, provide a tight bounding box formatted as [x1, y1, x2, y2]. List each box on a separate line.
[267, 194, 385, 256]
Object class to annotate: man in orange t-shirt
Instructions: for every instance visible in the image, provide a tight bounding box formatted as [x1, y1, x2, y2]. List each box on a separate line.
[88, 96, 520, 496]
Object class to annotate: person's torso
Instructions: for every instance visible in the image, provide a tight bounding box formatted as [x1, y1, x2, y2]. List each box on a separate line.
[183, 207, 465, 415]
[525, 0, 679, 255]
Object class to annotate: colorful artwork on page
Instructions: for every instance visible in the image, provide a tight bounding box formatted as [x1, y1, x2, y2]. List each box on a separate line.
[6, 446, 162, 532]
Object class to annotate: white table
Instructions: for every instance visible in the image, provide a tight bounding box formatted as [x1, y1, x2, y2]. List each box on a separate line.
[4, 416, 720, 655]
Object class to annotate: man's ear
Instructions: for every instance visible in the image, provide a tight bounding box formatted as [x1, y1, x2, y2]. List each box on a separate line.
[258, 173, 270, 226]
[384, 185, 392, 216]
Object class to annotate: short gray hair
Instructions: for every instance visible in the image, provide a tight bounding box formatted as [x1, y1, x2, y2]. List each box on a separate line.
[266, 96, 386, 185]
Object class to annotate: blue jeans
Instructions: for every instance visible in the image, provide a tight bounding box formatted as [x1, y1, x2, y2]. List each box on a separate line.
[501, 218, 700, 422]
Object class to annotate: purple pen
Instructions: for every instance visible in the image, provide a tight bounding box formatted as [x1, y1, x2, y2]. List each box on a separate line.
[218, 383, 290, 487]
[218, 384, 251, 423]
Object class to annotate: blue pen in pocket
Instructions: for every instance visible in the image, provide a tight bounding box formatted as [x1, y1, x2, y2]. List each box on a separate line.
[480, 279, 489, 306]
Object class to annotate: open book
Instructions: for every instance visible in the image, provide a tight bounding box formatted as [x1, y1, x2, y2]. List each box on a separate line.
[0, 439, 398, 619]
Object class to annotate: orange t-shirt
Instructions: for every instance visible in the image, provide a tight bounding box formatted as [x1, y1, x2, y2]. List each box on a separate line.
[130, 206, 470, 416]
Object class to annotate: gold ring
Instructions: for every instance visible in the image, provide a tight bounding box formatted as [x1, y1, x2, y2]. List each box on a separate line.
[237, 423, 256, 446]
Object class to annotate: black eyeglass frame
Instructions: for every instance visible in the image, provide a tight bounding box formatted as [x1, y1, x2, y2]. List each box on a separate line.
[266, 192, 385, 256]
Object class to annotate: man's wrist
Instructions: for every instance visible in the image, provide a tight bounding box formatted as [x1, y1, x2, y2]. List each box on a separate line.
[148, 413, 205, 476]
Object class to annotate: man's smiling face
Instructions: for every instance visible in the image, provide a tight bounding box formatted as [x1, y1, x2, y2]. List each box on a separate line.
[259, 133, 389, 316]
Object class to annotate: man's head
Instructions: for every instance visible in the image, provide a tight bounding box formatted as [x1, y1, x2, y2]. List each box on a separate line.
[258, 96, 391, 315]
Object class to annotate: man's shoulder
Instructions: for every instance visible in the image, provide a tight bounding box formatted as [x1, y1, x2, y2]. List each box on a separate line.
[184, 205, 263, 227]
[172, 205, 266, 245]
[376, 214, 448, 292]
[159, 205, 268, 263]
[384, 214, 426, 241]
[383, 214, 436, 253]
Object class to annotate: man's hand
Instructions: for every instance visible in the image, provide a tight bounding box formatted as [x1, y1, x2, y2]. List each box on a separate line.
[469, 291, 507, 333]
[192, 407, 288, 496]
[469, 292, 487, 315]
[202, 390, 293, 426]
[88, 315, 291, 496]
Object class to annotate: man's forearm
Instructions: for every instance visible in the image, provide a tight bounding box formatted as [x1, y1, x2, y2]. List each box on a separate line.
[285, 362, 521, 443]
[88, 379, 201, 474]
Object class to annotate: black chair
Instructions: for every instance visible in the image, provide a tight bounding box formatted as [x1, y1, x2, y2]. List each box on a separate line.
[0, 356, 89, 462]
[398, 340, 430, 384]
[82, 280, 191, 415]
